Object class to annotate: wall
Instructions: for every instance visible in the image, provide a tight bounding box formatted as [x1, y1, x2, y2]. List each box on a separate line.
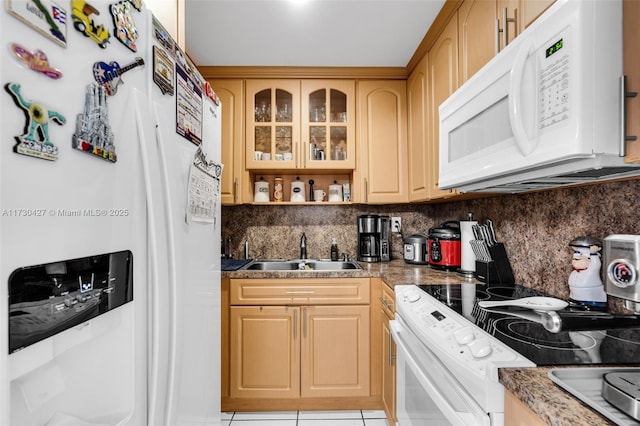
[222, 179, 640, 302]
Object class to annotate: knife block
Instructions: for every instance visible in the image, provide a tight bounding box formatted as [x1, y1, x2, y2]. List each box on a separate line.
[475, 243, 515, 285]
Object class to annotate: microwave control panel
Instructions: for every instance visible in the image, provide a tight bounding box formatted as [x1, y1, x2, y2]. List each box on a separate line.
[539, 31, 571, 131]
[8, 250, 134, 354]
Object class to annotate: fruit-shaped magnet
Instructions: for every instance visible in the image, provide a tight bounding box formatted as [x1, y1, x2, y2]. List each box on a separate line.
[71, 0, 110, 48]
[4, 83, 65, 161]
[110, 1, 138, 52]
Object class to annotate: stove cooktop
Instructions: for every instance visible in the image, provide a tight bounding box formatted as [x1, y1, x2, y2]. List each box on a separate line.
[417, 284, 640, 366]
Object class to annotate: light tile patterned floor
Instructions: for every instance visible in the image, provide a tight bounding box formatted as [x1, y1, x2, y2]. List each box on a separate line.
[221, 410, 389, 425]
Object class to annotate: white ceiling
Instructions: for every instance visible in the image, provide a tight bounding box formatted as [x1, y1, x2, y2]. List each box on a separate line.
[184, 0, 446, 67]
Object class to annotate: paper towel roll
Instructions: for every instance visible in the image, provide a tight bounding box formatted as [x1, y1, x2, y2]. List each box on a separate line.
[460, 220, 478, 273]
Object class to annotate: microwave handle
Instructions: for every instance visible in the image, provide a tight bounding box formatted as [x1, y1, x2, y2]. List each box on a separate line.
[508, 37, 537, 156]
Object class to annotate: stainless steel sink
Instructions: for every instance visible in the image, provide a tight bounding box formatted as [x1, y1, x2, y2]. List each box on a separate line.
[242, 259, 361, 271]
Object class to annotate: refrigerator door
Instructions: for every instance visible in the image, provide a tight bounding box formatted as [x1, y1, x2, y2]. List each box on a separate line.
[0, 2, 153, 424]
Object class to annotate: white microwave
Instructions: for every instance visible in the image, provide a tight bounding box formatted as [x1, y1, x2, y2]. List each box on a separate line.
[439, 0, 640, 193]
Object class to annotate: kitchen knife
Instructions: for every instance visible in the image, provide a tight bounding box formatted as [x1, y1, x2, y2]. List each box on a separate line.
[486, 219, 497, 245]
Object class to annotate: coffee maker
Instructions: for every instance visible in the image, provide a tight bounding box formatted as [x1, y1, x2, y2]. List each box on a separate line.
[357, 215, 391, 263]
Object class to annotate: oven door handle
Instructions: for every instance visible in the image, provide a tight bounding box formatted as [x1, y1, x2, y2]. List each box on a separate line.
[390, 320, 489, 426]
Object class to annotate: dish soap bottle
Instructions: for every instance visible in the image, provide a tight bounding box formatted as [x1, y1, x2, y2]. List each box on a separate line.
[331, 238, 339, 261]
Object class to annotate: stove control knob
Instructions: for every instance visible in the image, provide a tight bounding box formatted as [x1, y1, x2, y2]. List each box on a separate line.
[468, 338, 492, 358]
[453, 327, 475, 345]
[407, 290, 421, 303]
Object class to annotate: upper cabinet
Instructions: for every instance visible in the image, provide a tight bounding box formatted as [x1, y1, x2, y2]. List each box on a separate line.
[497, 0, 555, 52]
[245, 79, 355, 171]
[428, 15, 459, 200]
[245, 80, 301, 170]
[301, 80, 356, 170]
[458, 0, 498, 83]
[624, 0, 640, 163]
[356, 80, 408, 204]
[407, 55, 430, 202]
[210, 79, 247, 205]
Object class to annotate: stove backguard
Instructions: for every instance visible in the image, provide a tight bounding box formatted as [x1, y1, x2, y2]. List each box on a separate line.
[8, 250, 133, 354]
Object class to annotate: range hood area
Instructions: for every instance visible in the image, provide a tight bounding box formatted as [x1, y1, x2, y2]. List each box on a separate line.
[453, 155, 640, 194]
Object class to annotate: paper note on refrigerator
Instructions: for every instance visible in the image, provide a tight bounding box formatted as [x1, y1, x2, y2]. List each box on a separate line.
[186, 147, 223, 224]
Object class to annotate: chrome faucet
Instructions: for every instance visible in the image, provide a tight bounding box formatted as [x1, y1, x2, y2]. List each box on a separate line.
[300, 232, 307, 259]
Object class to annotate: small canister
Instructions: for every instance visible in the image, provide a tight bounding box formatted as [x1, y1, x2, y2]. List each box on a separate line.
[274, 178, 284, 202]
[328, 181, 343, 202]
[254, 178, 270, 202]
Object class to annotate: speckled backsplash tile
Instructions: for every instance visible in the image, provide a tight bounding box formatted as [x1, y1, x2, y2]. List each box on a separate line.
[222, 179, 640, 308]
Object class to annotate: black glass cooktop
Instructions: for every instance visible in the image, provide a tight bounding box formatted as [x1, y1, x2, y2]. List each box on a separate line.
[417, 284, 640, 366]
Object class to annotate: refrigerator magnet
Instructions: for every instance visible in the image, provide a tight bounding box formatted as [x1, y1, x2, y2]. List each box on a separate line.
[72, 84, 117, 162]
[110, 1, 138, 52]
[93, 56, 145, 96]
[153, 46, 174, 95]
[6, 0, 67, 47]
[4, 83, 65, 161]
[127, 0, 142, 12]
[70, 0, 111, 49]
[10, 43, 63, 79]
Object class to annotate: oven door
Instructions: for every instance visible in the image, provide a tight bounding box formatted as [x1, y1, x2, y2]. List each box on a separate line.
[390, 317, 490, 426]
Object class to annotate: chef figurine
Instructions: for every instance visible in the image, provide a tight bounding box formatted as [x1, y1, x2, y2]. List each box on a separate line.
[568, 236, 608, 310]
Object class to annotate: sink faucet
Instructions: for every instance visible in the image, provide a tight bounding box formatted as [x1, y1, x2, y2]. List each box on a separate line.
[300, 232, 307, 259]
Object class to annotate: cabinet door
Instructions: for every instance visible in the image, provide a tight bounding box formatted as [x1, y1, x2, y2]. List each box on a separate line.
[458, 0, 498, 83]
[428, 17, 459, 200]
[301, 80, 356, 170]
[300, 305, 370, 398]
[381, 314, 396, 424]
[245, 80, 300, 170]
[356, 80, 408, 204]
[624, 0, 640, 163]
[407, 55, 430, 202]
[229, 306, 300, 398]
[521, 0, 555, 30]
[211, 79, 246, 205]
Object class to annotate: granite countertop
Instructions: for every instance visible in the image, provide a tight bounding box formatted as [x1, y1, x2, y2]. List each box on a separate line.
[499, 367, 615, 426]
[222, 258, 614, 424]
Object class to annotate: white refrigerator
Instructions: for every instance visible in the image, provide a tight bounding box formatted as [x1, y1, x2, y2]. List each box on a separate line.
[0, 1, 222, 425]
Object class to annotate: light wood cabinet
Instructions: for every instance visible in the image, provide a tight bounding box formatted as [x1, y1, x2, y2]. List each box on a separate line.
[624, 0, 640, 163]
[301, 305, 370, 398]
[210, 80, 247, 205]
[226, 278, 371, 405]
[497, 0, 555, 51]
[245, 79, 356, 171]
[230, 306, 299, 399]
[379, 283, 396, 424]
[458, 0, 498, 83]
[428, 16, 459, 200]
[504, 390, 547, 426]
[355, 80, 408, 204]
[301, 80, 356, 170]
[407, 55, 430, 202]
[245, 80, 301, 170]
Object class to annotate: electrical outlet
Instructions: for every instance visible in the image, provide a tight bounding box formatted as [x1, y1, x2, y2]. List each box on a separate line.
[391, 216, 402, 233]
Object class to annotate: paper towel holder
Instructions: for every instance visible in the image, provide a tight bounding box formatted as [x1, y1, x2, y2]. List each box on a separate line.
[458, 212, 478, 278]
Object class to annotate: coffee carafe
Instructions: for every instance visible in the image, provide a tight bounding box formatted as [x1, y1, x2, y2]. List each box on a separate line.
[358, 214, 390, 263]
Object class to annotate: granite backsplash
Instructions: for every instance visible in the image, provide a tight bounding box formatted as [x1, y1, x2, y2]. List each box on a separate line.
[222, 179, 640, 308]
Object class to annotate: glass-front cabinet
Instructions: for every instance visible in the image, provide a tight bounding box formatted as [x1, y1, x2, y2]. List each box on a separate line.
[245, 80, 300, 170]
[301, 80, 355, 169]
[245, 80, 355, 171]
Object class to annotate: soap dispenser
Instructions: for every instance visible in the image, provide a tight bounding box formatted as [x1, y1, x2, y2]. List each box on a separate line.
[331, 238, 339, 261]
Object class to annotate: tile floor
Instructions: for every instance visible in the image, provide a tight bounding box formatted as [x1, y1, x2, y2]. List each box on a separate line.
[221, 410, 389, 425]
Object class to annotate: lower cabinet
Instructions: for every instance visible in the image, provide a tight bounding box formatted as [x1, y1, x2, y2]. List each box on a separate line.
[379, 282, 396, 423]
[230, 304, 370, 399]
[224, 278, 375, 411]
[504, 390, 546, 426]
